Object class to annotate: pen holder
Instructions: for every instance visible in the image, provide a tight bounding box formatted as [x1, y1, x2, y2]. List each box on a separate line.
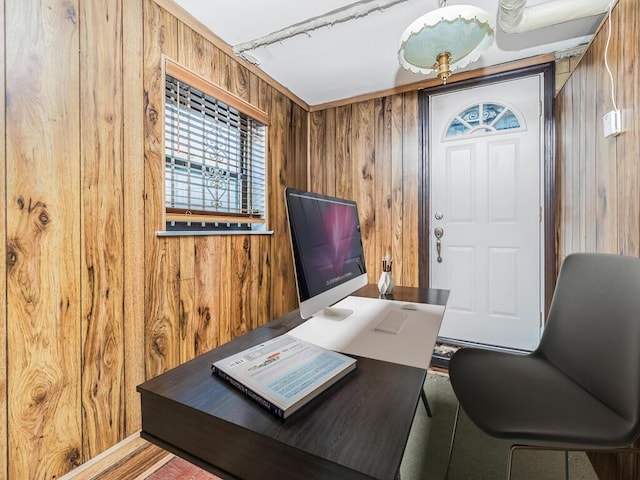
[378, 271, 394, 295]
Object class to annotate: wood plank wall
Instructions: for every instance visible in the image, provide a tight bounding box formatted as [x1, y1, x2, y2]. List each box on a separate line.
[556, 0, 639, 261]
[309, 95, 421, 287]
[0, 0, 306, 478]
[556, 0, 639, 477]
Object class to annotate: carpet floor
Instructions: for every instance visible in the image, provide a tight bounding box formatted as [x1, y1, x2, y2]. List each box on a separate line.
[400, 371, 599, 480]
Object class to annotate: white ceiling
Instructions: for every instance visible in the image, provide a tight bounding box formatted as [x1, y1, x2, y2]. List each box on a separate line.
[172, 0, 603, 106]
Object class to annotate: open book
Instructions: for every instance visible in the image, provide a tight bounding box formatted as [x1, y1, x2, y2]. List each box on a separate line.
[211, 334, 356, 419]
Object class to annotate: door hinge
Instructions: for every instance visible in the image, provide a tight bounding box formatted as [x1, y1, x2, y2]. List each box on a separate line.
[539, 206, 543, 223]
[540, 312, 544, 329]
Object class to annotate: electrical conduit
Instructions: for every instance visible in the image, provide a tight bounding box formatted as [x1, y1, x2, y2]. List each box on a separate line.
[498, 0, 613, 33]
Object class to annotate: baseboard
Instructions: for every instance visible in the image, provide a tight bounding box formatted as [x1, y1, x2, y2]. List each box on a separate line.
[59, 432, 173, 480]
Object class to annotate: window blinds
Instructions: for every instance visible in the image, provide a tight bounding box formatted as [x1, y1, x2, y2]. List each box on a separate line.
[164, 74, 267, 222]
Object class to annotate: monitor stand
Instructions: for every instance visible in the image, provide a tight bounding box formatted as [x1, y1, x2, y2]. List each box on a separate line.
[317, 307, 354, 321]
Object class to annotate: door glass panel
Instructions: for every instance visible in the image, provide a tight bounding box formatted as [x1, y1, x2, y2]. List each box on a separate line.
[445, 102, 522, 139]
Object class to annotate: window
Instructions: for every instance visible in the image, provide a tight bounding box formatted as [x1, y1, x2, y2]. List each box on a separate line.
[445, 102, 522, 139]
[163, 61, 269, 233]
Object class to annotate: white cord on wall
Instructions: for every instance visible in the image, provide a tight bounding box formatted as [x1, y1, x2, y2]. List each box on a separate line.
[603, 0, 618, 111]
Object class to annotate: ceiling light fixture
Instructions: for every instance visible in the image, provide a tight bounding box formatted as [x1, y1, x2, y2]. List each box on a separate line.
[398, 1, 495, 84]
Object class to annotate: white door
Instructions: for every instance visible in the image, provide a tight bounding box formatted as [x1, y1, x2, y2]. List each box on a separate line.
[429, 75, 543, 351]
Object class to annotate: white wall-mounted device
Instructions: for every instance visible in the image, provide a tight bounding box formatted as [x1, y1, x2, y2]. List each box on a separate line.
[603, 110, 621, 138]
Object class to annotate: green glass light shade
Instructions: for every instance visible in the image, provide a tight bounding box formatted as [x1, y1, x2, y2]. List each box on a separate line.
[399, 5, 494, 82]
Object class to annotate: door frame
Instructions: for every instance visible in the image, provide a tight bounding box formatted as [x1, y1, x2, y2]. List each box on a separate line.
[418, 62, 557, 319]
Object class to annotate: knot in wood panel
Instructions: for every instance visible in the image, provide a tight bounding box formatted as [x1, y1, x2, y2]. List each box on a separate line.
[6, 248, 18, 269]
[152, 330, 168, 356]
[64, 3, 77, 25]
[64, 446, 82, 469]
[146, 98, 159, 126]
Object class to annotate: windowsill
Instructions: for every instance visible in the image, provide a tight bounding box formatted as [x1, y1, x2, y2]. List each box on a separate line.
[156, 230, 274, 237]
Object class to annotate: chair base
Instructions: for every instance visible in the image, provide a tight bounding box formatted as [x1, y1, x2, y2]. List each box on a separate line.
[445, 403, 640, 480]
[507, 443, 640, 480]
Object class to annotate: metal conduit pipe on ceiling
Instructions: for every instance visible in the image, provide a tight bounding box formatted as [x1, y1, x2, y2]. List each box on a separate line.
[498, 0, 614, 33]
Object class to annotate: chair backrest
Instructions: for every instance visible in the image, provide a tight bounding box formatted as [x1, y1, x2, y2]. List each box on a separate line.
[538, 253, 640, 426]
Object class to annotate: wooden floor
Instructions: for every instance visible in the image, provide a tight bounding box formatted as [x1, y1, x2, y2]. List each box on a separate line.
[60, 435, 221, 480]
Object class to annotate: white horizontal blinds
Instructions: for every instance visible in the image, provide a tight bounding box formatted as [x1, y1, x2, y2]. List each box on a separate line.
[164, 65, 267, 223]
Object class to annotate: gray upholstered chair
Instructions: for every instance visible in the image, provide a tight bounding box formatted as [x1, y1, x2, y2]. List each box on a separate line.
[447, 252, 640, 479]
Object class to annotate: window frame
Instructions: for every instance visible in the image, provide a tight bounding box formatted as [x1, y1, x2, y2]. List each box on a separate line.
[162, 59, 270, 233]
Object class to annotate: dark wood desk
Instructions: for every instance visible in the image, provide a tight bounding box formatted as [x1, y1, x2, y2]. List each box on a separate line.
[138, 286, 448, 480]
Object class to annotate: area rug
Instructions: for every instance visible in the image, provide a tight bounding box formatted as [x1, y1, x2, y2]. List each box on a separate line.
[145, 457, 221, 480]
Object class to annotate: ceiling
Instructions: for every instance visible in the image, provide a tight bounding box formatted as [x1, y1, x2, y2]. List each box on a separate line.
[171, 0, 603, 106]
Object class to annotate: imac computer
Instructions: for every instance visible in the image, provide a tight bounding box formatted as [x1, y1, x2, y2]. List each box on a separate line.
[285, 188, 368, 319]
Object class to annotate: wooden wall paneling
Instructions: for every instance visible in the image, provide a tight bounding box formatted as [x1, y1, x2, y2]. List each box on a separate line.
[324, 108, 337, 197]
[335, 105, 353, 200]
[175, 21, 217, 360]
[79, 0, 126, 459]
[224, 55, 253, 340]
[217, 237, 232, 345]
[230, 237, 251, 339]
[0, 0, 6, 476]
[560, 73, 574, 260]
[553, 91, 564, 262]
[571, 65, 583, 253]
[250, 235, 268, 329]
[390, 95, 406, 285]
[593, 23, 619, 254]
[556, 1, 640, 474]
[292, 102, 306, 190]
[143, 0, 181, 377]
[350, 100, 376, 282]
[616, 0, 640, 257]
[374, 97, 393, 277]
[251, 77, 273, 329]
[269, 92, 297, 318]
[174, 23, 200, 362]
[583, 48, 598, 253]
[309, 111, 327, 193]
[177, 22, 219, 84]
[6, 0, 83, 477]
[193, 238, 220, 353]
[401, 92, 420, 286]
[293, 104, 309, 206]
[178, 238, 196, 361]
[576, 64, 587, 252]
[123, 0, 146, 436]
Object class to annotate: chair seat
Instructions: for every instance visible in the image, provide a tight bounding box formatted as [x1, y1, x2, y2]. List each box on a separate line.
[449, 348, 637, 449]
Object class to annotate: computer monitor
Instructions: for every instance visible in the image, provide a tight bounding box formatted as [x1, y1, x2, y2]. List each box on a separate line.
[285, 188, 368, 319]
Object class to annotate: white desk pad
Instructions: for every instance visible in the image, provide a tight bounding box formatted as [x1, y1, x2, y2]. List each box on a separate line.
[287, 295, 445, 370]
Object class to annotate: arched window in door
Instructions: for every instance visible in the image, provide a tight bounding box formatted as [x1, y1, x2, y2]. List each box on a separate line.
[445, 102, 523, 139]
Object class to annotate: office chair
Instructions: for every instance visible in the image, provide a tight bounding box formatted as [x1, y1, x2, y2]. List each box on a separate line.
[447, 252, 640, 480]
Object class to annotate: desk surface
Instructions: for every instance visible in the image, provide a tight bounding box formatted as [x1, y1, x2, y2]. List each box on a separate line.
[138, 285, 448, 480]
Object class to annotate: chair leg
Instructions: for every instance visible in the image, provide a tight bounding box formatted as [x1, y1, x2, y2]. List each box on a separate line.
[444, 403, 461, 480]
[507, 445, 570, 480]
[506, 445, 517, 480]
[421, 387, 433, 417]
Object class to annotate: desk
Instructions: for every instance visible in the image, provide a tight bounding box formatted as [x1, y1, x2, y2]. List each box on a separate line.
[138, 285, 448, 480]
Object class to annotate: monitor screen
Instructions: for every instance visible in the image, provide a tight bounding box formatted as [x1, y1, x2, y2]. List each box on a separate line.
[285, 188, 368, 319]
